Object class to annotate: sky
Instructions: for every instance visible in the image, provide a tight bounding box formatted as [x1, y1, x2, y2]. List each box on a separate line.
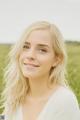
[0, 0, 80, 43]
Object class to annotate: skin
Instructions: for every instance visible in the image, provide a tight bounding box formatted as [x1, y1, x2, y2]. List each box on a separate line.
[19, 29, 61, 120]
[19, 29, 59, 99]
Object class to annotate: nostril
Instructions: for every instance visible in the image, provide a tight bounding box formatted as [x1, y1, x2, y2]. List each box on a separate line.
[26, 52, 36, 60]
[27, 57, 35, 61]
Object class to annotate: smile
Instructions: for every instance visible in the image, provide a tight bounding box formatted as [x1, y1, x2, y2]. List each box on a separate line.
[23, 64, 39, 71]
[24, 62, 39, 67]
[23, 63, 40, 69]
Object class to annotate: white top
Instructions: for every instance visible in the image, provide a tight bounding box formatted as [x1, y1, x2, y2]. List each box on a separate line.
[5, 86, 80, 120]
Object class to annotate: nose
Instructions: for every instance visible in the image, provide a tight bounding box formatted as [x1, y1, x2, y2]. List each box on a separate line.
[26, 48, 36, 60]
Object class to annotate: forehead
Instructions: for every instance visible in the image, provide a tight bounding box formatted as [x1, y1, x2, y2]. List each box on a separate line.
[25, 30, 52, 46]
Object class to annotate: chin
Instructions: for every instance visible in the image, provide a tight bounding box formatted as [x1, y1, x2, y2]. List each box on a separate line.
[23, 71, 39, 79]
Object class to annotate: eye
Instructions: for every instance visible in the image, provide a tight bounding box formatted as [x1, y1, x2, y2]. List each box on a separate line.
[23, 45, 30, 49]
[39, 48, 47, 53]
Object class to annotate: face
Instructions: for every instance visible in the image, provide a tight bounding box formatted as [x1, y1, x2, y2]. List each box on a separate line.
[19, 30, 56, 79]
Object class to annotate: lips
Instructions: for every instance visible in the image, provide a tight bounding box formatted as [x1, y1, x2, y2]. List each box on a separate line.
[24, 63, 39, 67]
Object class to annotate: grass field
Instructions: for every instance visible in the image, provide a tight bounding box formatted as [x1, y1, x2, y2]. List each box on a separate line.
[0, 42, 80, 113]
[66, 42, 80, 103]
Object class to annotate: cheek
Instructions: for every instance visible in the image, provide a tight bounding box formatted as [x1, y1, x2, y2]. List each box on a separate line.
[39, 55, 54, 66]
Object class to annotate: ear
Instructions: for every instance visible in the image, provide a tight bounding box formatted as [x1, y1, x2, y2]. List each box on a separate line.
[52, 55, 62, 67]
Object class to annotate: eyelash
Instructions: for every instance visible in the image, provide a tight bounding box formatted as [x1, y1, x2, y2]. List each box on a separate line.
[39, 49, 47, 53]
[23, 45, 30, 49]
[23, 45, 47, 53]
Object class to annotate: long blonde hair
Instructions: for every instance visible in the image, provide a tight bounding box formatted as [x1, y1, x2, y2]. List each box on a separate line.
[2, 21, 68, 118]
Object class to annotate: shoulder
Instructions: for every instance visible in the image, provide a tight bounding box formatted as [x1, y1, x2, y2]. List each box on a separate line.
[59, 86, 79, 105]
[38, 86, 80, 120]
[50, 86, 80, 119]
[52, 86, 79, 108]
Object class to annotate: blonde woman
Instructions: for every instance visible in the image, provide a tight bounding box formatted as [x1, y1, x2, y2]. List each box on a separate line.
[2, 21, 80, 120]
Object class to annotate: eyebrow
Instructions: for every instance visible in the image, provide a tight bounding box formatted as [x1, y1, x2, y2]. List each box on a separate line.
[24, 42, 50, 48]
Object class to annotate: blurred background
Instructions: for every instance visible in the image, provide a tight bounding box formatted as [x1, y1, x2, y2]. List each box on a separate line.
[0, 0, 80, 114]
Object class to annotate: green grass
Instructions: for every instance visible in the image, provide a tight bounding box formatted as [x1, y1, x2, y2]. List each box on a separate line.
[0, 44, 11, 91]
[0, 44, 11, 113]
[66, 42, 80, 104]
[0, 42, 80, 113]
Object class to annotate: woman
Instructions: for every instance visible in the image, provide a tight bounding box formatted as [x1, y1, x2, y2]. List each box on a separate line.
[2, 21, 80, 120]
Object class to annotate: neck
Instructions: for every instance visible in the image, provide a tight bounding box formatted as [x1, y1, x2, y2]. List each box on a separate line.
[27, 75, 57, 100]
